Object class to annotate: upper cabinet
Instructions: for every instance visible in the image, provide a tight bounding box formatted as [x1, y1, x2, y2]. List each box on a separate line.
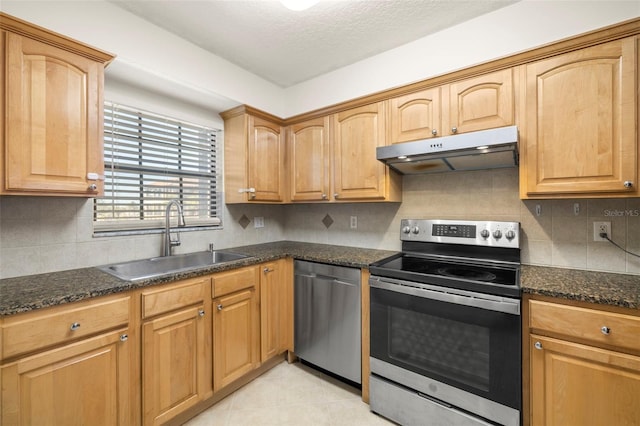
[520, 38, 638, 198]
[333, 102, 401, 201]
[0, 13, 114, 197]
[388, 69, 514, 144]
[288, 116, 330, 202]
[222, 106, 286, 203]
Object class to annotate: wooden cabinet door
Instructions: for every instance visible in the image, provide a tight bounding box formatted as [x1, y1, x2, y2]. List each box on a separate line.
[521, 38, 637, 197]
[247, 115, 285, 202]
[530, 334, 640, 426]
[288, 117, 330, 201]
[213, 288, 259, 391]
[333, 102, 388, 200]
[4, 33, 104, 196]
[260, 259, 292, 361]
[142, 304, 206, 426]
[1, 329, 131, 425]
[444, 68, 514, 135]
[388, 88, 441, 143]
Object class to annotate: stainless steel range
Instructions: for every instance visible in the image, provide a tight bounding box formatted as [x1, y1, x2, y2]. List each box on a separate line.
[369, 219, 521, 426]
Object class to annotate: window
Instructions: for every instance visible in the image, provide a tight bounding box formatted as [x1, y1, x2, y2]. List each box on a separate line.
[94, 102, 221, 233]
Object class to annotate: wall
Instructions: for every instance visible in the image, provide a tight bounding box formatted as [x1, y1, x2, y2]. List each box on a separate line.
[284, 169, 640, 275]
[0, 197, 286, 278]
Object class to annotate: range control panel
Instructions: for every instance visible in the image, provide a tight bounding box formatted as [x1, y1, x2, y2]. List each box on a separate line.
[400, 219, 520, 248]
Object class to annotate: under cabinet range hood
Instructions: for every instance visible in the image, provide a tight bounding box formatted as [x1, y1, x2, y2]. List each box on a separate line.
[377, 126, 518, 175]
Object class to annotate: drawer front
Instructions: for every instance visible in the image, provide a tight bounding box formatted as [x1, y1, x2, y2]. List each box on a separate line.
[142, 277, 207, 319]
[529, 300, 640, 352]
[212, 266, 258, 298]
[2, 295, 130, 360]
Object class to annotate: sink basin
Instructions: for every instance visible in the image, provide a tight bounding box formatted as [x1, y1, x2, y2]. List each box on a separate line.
[98, 250, 252, 281]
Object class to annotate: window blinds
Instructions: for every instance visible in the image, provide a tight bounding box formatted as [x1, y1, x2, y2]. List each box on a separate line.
[95, 102, 221, 232]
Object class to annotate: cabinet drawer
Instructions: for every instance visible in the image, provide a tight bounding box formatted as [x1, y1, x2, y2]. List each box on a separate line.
[142, 277, 207, 319]
[529, 300, 640, 352]
[212, 266, 258, 298]
[2, 294, 130, 360]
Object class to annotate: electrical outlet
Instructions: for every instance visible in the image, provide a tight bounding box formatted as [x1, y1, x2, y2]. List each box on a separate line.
[254, 217, 264, 228]
[350, 216, 357, 229]
[593, 221, 611, 241]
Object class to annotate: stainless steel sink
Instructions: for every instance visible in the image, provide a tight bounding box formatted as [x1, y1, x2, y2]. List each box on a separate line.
[97, 250, 252, 281]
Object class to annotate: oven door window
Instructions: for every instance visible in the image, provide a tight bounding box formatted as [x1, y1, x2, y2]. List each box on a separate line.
[370, 286, 521, 410]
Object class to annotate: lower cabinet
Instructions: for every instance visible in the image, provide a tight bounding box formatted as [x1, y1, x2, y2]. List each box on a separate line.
[527, 297, 640, 426]
[141, 278, 208, 426]
[0, 294, 132, 425]
[212, 266, 261, 392]
[260, 258, 293, 362]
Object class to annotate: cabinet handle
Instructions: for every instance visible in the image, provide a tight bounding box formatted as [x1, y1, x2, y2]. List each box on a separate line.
[120, 334, 128, 342]
[88, 184, 98, 191]
[534, 341, 542, 350]
[601, 326, 610, 335]
[217, 304, 223, 311]
[70, 322, 81, 331]
[264, 267, 273, 273]
[198, 309, 205, 317]
[624, 181, 633, 188]
[432, 129, 438, 136]
[451, 127, 458, 134]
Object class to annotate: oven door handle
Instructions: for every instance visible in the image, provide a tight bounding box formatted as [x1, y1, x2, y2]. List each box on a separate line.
[370, 278, 520, 315]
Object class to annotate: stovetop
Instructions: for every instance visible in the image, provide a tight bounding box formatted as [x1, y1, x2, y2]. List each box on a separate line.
[370, 219, 522, 298]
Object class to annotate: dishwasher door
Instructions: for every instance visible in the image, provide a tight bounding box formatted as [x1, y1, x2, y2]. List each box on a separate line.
[294, 260, 361, 384]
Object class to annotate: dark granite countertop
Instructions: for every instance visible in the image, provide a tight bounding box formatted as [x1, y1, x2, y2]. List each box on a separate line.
[0, 241, 397, 317]
[521, 265, 640, 310]
[2, 241, 638, 317]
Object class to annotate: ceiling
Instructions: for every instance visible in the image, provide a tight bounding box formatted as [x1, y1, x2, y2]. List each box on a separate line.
[110, 0, 518, 88]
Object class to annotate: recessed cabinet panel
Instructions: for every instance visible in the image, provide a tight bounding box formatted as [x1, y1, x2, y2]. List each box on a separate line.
[333, 102, 389, 200]
[521, 38, 637, 197]
[247, 116, 285, 202]
[1, 21, 112, 196]
[389, 88, 441, 143]
[446, 69, 514, 134]
[289, 117, 330, 201]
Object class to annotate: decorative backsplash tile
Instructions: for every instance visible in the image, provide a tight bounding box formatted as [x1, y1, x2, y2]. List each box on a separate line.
[238, 214, 251, 229]
[322, 214, 334, 228]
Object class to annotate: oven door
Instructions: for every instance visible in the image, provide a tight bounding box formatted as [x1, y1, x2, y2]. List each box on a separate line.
[370, 276, 521, 417]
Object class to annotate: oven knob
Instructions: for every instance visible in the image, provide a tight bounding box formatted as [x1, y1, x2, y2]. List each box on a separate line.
[411, 226, 420, 235]
[493, 230, 502, 239]
[480, 229, 490, 239]
[402, 226, 411, 234]
[505, 230, 516, 240]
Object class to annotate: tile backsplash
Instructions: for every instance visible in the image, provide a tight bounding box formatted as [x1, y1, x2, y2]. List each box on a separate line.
[1, 168, 639, 278]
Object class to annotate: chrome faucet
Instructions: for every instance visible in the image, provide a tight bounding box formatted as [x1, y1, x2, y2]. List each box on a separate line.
[164, 200, 186, 256]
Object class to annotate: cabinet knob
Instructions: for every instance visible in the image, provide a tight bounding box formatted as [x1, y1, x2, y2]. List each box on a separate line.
[624, 181, 633, 188]
[431, 129, 438, 136]
[451, 127, 458, 134]
[217, 304, 223, 311]
[534, 341, 542, 350]
[120, 334, 128, 342]
[70, 322, 81, 331]
[264, 267, 273, 273]
[334, 193, 339, 199]
[601, 326, 610, 335]
[88, 184, 98, 191]
[321, 193, 327, 200]
[198, 309, 205, 317]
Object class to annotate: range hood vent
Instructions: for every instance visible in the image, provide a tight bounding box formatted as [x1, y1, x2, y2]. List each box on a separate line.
[377, 126, 518, 175]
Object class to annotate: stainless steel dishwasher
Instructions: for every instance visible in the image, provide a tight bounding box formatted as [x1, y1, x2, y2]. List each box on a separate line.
[294, 260, 361, 384]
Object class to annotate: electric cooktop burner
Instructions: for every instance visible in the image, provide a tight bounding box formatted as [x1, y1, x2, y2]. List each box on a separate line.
[378, 255, 517, 286]
[437, 267, 497, 282]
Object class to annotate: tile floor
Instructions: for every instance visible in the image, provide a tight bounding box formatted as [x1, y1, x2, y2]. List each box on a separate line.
[184, 361, 395, 425]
